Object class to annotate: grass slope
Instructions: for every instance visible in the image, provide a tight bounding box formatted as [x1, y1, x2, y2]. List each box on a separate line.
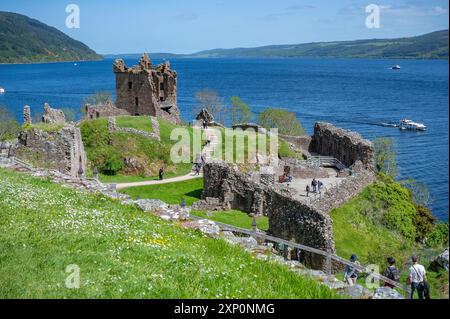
[331, 177, 448, 299]
[80, 117, 193, 182]
[0, 11, 102, 64]
[0, 168, 336, 299]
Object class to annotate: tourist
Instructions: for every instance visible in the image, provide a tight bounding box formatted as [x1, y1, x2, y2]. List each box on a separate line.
[306, 185, 310, 197]
[317, 180, 323, 193]
[344, 254, 360, 286]
[181, 198, 187, 209]
[311, 178, 317, 192]
[201, 154, 206, 165]
[383, 257, 400, 288]
[159, 167, 164, 180]
[408, 255, 430, 299]
[285, 174, 293, 183]
[194, 163, 201, 176]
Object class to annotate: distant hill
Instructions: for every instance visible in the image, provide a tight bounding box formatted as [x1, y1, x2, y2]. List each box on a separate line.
[0, 11, 102, 64]
[189, 30, 448, 60]
[104, 53, 180, 60]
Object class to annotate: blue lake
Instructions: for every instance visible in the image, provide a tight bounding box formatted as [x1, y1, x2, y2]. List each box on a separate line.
[0, 58, 448, 220]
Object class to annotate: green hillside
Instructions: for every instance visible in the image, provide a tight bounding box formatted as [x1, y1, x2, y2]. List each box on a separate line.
[189, 30, 449, 60]
[0, 168, 336, 299]
[0, 11, 102, 64]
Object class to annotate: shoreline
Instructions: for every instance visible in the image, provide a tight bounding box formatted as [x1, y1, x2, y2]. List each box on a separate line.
[0, 57, 104, 66]
[1, 56, 448, 66]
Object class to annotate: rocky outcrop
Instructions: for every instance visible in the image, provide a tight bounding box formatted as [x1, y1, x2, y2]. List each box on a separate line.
[430, 248, 449, 271]
[196, 108, 214, 124]
[17, 125, 87, 177]
[42, 103, 66, 124]
[309, 122, 375, 171]
[113, 53, 181, 124]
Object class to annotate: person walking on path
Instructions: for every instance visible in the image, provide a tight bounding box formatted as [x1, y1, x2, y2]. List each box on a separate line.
[311, 178, 317, 193]
[344, 254, 360, 286]
[194, 163, 201, 176]
[317, 180, 323, 193]
[159, 167, 164, 180]
[383, 257, 400, 288]
[408, 255, 430, 299]
[306, 185, 310, 197]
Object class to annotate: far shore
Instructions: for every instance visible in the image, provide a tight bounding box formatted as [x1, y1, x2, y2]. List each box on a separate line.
[0, 57, 104, 66]
[1, 55, 448, 66]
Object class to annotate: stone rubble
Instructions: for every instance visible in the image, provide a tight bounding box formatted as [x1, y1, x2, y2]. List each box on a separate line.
[372, 287, 405, 299]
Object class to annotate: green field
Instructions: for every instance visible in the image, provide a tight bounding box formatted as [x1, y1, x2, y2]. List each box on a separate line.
[0, 168, 336, 299]
[120, 178, 204, 206]
[191, 210, 269, 231]
[116, 116, 153, 133]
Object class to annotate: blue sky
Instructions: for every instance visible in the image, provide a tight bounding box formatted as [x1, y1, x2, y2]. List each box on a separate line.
[0, 0, 448, 54]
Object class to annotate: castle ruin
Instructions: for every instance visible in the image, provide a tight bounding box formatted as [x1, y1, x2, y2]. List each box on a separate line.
[113, 53, 181, 124]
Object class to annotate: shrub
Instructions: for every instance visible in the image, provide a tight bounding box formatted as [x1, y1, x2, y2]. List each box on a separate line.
[426, 222, 449, 248]
[91, 146, 124, 175]
[365, 181, 418, 240]
[79, 118, 110, 150]
[414, 205, 436, 242]
[258, 108, 306, 136]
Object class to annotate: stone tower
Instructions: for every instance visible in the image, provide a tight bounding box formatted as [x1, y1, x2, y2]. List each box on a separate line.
[113, 53, 181, 124]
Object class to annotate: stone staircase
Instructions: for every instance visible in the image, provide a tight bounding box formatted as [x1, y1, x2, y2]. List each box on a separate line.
[202, 128, 221, 163]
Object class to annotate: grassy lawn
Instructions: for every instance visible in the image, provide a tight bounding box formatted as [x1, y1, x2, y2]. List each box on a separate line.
[116, 116, 153, 133]
[120, 178, 204, 206]
[191, 210, 269, 231]
[97, 163, 193, 184]
[0, 168, 336, 299]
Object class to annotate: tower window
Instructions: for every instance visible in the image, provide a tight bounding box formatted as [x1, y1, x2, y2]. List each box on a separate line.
[160, 82, 164, 91]
[128, 82, 132, 89]
[135, 97, 139, 107]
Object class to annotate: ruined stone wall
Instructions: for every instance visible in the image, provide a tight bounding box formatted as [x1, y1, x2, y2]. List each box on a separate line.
[113, 54, 180, 124]
[309, 122, 375, 170]
[201, 162, 335, 269]
[42, 103, 66, 124]
[85, 101, 130, 119]
[17, 126, 87, 177]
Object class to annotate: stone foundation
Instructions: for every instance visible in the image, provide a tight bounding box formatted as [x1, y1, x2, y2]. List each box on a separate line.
[17, 125, 87, 177]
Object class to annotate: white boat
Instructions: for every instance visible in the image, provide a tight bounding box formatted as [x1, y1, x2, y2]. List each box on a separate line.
[399, 119, 427, 131]
[0, 87, 5, 94]
[391, 65, 401, 70]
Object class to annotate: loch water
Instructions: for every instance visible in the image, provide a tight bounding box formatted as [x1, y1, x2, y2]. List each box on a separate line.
[0, 57, 448, 219]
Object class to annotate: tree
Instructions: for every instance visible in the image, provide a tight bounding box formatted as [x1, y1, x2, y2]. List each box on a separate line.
[258, 108, 306, 136]
[0, 106, 20, 141]
[60, 107, 76, 122]
[82, 92, 113, 110]
[194, 89, 225, 124]
[414, 205, 436, 242]
[374, 137, 398, 177]
[230, 96, 253, 125]
[403, 178, 433, 208]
